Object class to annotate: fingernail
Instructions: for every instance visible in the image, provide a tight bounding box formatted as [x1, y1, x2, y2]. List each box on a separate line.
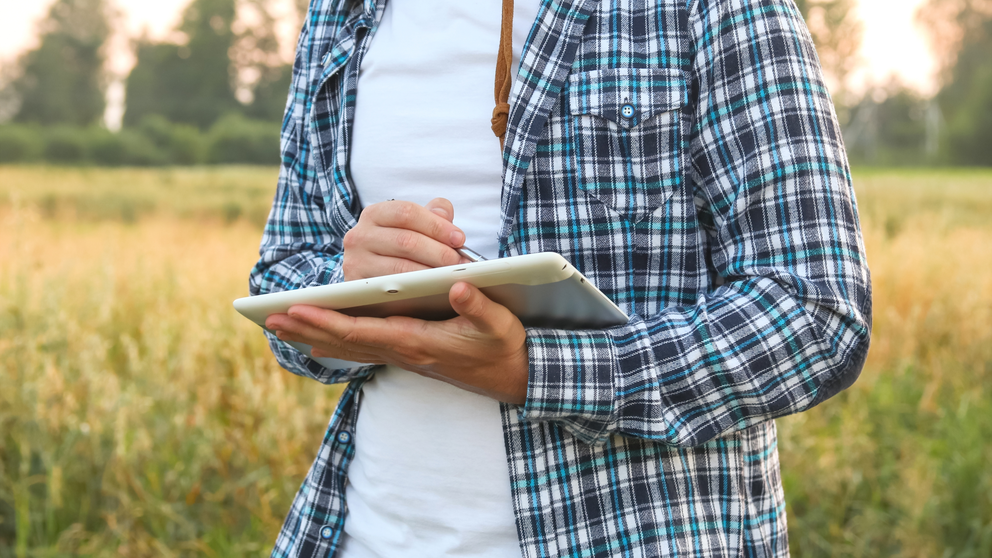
[431, 207, 450, 220]
[450, 230, 465, 246]
[455, 285, 471, 303]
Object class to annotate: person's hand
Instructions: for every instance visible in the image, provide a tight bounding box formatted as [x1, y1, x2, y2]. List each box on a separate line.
[343, 197, 467, 281]
[265, 282, 529, 404]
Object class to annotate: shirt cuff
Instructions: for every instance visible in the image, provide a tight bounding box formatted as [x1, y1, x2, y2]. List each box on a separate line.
[518, 326, 620, 445]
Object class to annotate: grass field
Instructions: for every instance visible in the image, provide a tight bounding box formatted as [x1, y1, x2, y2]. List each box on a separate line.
[1, 166, 990, 557]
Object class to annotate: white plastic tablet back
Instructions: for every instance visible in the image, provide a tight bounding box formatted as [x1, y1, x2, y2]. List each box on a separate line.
[337, 274, 627, 329]
[234, 253, 628, 368]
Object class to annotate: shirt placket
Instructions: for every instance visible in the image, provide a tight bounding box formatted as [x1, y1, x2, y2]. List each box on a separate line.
[298, 3, 382, 553]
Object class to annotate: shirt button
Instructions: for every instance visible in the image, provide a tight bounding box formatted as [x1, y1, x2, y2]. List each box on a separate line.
[336, 430, 352, 444]
[621, 104, 636, 119]
[320, 526, 333, 539]
[320, 51, 331, 67]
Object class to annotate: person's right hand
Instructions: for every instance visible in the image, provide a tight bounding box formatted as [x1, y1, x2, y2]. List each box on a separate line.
[341, 197, 467, 281]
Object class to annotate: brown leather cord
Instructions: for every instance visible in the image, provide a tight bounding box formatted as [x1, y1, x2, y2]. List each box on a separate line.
[491, 0, 514, 150]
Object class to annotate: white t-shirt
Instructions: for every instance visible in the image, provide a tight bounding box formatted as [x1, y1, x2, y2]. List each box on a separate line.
[340, 1, 542, 557]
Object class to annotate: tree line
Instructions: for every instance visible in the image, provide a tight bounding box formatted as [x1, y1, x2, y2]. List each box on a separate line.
[0, 0, 300, 165]
[0, 0, 989, 166]
[4, 0, 301, 128]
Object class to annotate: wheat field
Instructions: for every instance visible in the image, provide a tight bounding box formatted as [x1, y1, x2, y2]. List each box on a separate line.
[1, 166, 990, 557]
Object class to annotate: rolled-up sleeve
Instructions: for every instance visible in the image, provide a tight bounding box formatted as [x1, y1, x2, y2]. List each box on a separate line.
[248, 13, 368, 386]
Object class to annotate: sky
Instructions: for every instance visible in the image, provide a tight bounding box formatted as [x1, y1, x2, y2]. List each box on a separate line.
[852, 0, 938, 95]
[0, 0, 941, 119]
[0, 0, 187, 64]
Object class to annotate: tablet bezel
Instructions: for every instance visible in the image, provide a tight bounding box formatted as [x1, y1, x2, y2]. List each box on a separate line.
[233, 252, 629, 368]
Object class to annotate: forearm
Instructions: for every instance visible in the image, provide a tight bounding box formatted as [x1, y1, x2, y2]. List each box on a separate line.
[250, 245, 345, 296]
[521, 266, 870, 447]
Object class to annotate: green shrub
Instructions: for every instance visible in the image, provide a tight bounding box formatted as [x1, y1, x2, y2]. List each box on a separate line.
[0, 115, 284, 167]
[86, 128, 121, 165]
[206, 113, 280, 165]
[42, 127, 91, 164]
[0, 125, 44, 163]
[135, 115, 205, 165]
[90, 128, 167, 166]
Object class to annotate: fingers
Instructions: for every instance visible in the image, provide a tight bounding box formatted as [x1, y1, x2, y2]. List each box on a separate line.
[266, 308, 389, 363]
[344, 225, 464, 274]
[267, 300, 528, 403]
[274, 324, 385, 364]
[270, 305, 420, 353]
[367, 200, 464, 249]
[343, 199, 466, 280]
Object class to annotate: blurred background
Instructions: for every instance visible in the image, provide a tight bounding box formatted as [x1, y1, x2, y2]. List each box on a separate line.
[0, 0, 989, 556]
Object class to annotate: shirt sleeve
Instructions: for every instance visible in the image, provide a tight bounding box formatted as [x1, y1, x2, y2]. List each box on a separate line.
[248, 14, 371, 386]
[518, 0, 872, 446]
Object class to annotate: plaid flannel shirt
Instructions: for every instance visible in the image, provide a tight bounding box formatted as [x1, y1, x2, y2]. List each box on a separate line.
[249, 0, 872, 556]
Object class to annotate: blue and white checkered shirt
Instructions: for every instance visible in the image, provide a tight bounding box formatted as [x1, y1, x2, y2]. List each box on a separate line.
[249, 0, 872, 556]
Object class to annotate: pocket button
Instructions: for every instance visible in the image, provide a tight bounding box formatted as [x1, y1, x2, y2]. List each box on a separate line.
[620, 104, 636, 119]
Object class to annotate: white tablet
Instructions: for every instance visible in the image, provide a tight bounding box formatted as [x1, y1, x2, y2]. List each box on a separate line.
[233, 252, 629, 368]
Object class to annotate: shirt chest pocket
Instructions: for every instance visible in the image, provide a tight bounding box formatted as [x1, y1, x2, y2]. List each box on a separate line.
[567, 68, 689, 222]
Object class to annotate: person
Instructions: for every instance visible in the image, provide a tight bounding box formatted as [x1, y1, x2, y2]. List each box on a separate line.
[250, 0, 872, 556]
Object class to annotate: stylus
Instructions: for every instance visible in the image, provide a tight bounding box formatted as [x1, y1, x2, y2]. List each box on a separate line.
[456, 246, 487, 262]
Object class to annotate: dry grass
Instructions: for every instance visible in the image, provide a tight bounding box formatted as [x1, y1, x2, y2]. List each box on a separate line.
[0, 169, 340, 557]
[779, 169, 992, 557]
[0, 166, 990, 557]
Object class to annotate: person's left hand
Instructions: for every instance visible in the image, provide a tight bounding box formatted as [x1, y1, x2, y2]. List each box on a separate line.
[264, 281, 529, 404]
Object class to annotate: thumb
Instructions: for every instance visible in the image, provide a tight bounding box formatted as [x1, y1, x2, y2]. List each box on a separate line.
[449, 282, 510, 334]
